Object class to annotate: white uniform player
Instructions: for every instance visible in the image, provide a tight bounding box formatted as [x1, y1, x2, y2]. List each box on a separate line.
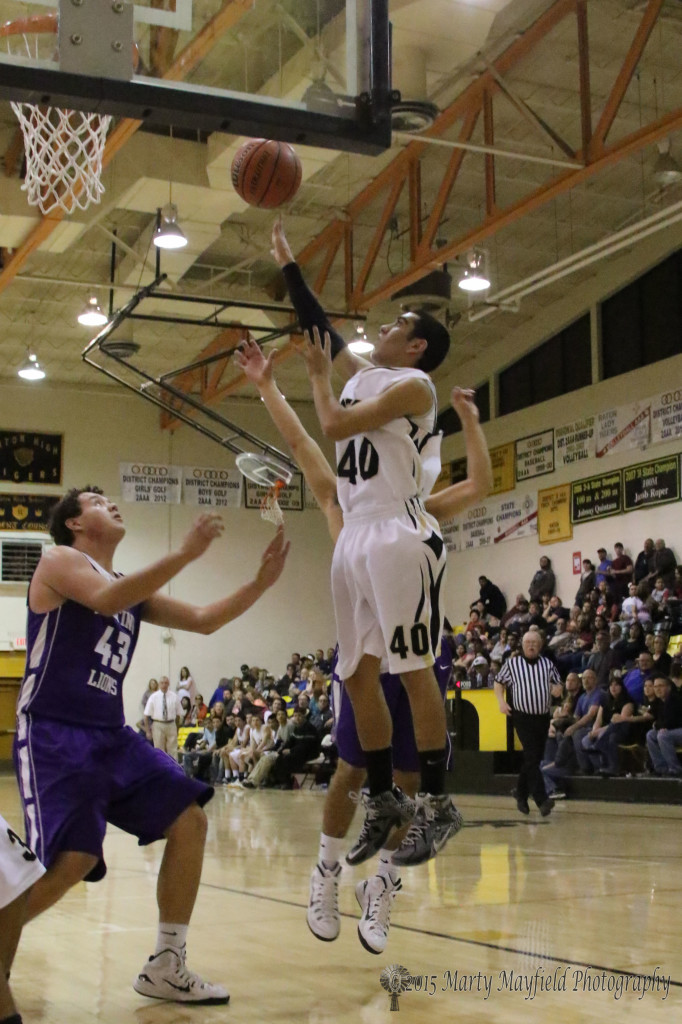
[0, 813, 45, 911]
[332, 365, 447, 681]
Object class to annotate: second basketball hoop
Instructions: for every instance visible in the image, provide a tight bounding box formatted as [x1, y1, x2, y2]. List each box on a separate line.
[236, 452, 293, 527]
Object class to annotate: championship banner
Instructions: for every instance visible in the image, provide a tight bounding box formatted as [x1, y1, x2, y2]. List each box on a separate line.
[0, 493, 57, 531]
[0, 430, 62, 484]
[596, 402, 650, 458]
[490, 443, 515, 494]
[623, 456, 680, 513]
[119, 463, 182, 504]
[515, 430, 554, 482]
[538, 484, 573, 544]
[460, 503, 495, 549]
[492, 492, 538, 544]
[244, 473, 304, 512]
[555, 417, 596, 469]
[183, 467, 242, 508]
[440, 517, 461, 554]
[571, 470, 622, 523]
[651, 388, 682, 446]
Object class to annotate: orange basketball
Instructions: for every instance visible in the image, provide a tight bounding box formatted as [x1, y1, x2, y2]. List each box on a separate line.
[231, 139, 302, 209]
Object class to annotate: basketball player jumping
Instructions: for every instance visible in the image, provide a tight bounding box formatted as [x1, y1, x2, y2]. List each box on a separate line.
[272, 220, 462, 866]
[235, 336, 491, 953]
[13, 493, 288, 1004]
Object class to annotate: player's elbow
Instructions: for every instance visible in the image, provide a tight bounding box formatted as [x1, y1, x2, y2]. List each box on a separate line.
[321, 416, 351, 441]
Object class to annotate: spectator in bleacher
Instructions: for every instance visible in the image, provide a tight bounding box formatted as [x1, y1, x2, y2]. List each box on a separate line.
[609, 622, 626, 663]
[505, 598, 532, 635]
[177, 665, 196, 704]
[621, 582, 650, 625]
[297, 666, 310, 691]
[310, 693, 333, 735]
[490, 628, 511, 663]
[623, 651, 654, 703]
[622, 621, 647, 665]
[192, 693, 208, 722]
[544, 672, 583, 763]
[466, 608, 485, 634]
[650, 539, 676, 589]
[588, 672, 636, 775]
[585, 631, 616, 688]
[182, 715, 218, 781]
[264, 697, 283, 724]
[527, 601, 545, 629]
[634, 538, 656, 585]
[276, 663, 297, 696]
[649, 577, 669, 623]
[469, 653, 491, 689]
[314, 648, 333, 674]
[211, 713, 236, 783]
[543, 596, 570, 635]
[556, 616, 594, 676]
[595, 582, 619, 623]
[575, 559, 596, 606]
[140, 677, 158, 713]
[529, 556, 555, 603]
[179, 696, 194, 726]
[547, 619, 572, 655]
[645, 676, 682, 776]
[595, 548, 613, 588]
[269, 708, 320, 788]
[224, 713, 251, 785]
[608, 542, 633, 601]
[477, 575, 507, 622]
[542, 668, 605, 794]
[652, 633, 672, 676]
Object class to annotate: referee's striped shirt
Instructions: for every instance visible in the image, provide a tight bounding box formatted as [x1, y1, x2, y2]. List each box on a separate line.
[495, 655, 561, 715]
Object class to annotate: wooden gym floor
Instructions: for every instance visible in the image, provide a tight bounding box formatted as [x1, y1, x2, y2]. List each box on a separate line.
[2, 773, 681, 1023]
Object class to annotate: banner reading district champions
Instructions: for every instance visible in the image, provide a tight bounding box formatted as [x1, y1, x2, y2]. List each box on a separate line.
[120, 463, 182, 504]
[442, 493, 537, 552]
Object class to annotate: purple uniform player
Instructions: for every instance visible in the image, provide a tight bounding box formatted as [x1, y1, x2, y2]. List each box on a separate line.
[14, 486, 288, 1005]
[332, 636, 454, 774]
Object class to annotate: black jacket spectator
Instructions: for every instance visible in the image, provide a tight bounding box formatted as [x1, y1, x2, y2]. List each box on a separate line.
[478, 576, 507, 620]
[653, 540, 676, 589]
[529, 556, 556, 602]
[575, 561, 596, 605]
[634, 540, 656, 584]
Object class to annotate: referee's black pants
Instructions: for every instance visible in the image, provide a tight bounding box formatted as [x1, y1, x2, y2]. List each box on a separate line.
[512, 710, 551, 808]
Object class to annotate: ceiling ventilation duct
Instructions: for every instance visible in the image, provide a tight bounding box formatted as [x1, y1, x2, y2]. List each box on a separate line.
[390, 46, 438, 133]
[391, 268, 452, 311]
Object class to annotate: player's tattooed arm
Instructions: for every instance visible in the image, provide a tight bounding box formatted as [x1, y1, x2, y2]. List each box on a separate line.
[424, 387, 493, 522]
[302, 326, 432, 441]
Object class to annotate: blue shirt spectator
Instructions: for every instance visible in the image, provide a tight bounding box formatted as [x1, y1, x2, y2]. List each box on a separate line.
[595, 548, 613, 587]
[623, 652, 654, 704]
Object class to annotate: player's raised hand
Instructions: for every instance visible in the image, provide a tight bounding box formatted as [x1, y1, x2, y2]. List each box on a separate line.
[179, 514, 224, 561]
[301, 325, 332, 379]
[234, 338, 275, 388]
[255, 526, 290, 589]
[271, 216, 294, 267]
[450, 386, 479, 424]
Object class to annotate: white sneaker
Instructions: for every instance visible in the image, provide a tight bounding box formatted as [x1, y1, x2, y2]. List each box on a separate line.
[133, 949, 229, 1005]
[307, 862, 342, 941]
[355, 874, 401, 955]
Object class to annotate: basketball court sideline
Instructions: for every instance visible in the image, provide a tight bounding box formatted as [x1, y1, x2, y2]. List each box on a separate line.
[2, 775, 680, 1024]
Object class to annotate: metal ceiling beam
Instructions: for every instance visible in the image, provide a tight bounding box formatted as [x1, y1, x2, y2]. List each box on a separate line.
[0, 0, 256, 296]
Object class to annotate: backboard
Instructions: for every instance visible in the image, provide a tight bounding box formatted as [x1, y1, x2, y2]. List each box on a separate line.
[0, 0, 391, 153]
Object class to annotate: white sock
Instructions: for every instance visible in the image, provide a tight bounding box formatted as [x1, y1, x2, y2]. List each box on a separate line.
[318, 833, 345, 869]
[376, 849, 401, 885]
[156, 922, 188, 956]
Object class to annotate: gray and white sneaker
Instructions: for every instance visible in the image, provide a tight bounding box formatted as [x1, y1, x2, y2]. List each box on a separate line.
[346, 788, 415, 866]
[307, 862, 342, 941]
[133, 949, 229, 1005]
[355, 874, 401, 955]
[392, 793, 463, 866]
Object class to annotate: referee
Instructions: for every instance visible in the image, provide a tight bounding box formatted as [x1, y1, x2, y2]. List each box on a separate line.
[494, 631, 562, 816]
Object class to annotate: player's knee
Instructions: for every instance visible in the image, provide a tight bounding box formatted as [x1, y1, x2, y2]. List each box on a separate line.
[54, 851, 99, 887]
[333, 759, 365, 792]
[167, 802, 208, 845]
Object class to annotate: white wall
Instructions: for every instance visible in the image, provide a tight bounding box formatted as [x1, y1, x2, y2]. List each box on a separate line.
[440, 352, 682, 625]
[0, 382, 336, 725]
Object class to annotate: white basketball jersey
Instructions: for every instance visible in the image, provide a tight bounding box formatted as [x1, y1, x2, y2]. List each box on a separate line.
[335, 365, 441, 517]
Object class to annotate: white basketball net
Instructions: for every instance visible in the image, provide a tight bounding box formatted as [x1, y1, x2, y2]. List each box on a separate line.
[11, 103, 111, 214]
[260, 480, 285, 527]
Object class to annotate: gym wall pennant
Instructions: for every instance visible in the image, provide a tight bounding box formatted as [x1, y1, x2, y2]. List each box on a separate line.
[0, 430, 62, 484]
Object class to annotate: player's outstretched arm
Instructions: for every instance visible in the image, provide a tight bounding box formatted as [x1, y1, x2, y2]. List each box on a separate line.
[271, 217, 368, 382]
[424, 387, 493, 522]
[302, 326, 433, 441]
[234, 340, 341, 538]
[32, 514, 224, 616]
[141, 527, 290, 634]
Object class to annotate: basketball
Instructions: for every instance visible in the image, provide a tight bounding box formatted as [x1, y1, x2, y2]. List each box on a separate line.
[231, 139, 302, 209]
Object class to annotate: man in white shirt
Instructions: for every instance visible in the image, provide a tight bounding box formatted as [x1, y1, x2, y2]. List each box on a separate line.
[145, 676, 180, 758]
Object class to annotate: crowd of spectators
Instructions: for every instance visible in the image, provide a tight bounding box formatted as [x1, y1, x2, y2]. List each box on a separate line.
[463, 537, 682, 789]
[138, 650, 337, 790]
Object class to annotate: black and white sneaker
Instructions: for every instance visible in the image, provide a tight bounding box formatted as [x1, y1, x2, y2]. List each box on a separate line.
[133, 949, 229, 1004]
[346, 788, 415, 867]
[392, 793, 463, 866]
[355, 874, 401, 954]
[307, 862, 342, 941]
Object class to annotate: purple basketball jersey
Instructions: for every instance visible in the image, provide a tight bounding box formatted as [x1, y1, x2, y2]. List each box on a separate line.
[18, 553, 142, 729]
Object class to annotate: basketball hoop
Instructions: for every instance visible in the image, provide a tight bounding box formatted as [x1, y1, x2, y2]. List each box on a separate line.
[1, 14, 113, 214]
[236, 452, 293, 528]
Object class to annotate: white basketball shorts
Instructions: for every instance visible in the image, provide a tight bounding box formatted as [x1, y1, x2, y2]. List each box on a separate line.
[332, 498, 447, 679]
[0, 812, 45, 910]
